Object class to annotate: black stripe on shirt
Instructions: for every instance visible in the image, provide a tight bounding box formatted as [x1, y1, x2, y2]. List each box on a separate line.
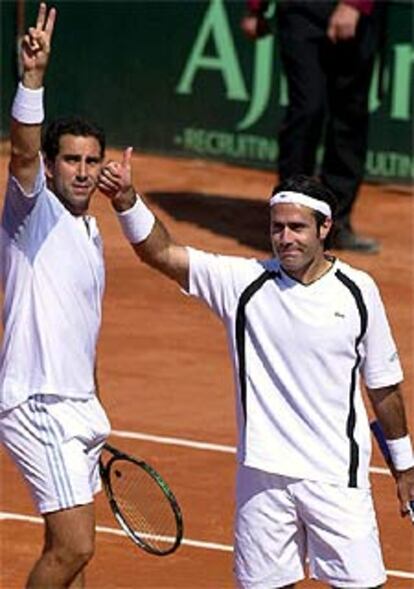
[235, 270, 278, 423]
[335, 269, 368, 488]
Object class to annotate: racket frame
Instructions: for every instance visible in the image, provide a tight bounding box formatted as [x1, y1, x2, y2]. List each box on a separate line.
[100, 443, 184, 555]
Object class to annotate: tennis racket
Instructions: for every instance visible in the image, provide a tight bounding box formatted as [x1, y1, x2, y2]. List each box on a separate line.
[370, 420, 414, 524]
[99, 443, 184, 555]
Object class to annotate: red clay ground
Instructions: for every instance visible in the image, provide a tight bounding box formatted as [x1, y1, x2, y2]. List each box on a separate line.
[0, 144, 413, 588]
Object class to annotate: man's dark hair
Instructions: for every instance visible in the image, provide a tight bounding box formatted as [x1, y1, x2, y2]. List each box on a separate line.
[42, 116, 106, 162]
[271, 175, 338, 249]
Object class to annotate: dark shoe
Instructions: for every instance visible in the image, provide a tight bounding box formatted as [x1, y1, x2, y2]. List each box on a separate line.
[332, 229, 380, 254]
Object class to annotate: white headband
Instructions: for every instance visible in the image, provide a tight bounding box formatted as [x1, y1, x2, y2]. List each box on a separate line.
[269, 191, 332, 218]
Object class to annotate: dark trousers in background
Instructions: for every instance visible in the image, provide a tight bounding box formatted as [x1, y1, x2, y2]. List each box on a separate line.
[276, 1, 384, 231]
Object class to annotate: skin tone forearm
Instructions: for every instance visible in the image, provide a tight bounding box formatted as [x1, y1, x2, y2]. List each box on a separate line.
[136, 219, 189, 289]
[367, 384, 414, 518]
[367, 384, 408, 439]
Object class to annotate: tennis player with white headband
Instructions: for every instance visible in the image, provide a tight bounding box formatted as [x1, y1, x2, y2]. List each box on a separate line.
[99, 155, 414, 588]
[269, 190, 332, 218]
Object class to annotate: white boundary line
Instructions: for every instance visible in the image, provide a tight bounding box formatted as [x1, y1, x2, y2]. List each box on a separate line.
[0, 511, 233, 552]
[111, 429, 236, 454]
[111, 429, 390, 476]
[0, 511, 412, 579]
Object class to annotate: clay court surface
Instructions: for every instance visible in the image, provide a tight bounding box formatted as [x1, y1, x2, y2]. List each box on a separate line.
[0, 144, 413, 588]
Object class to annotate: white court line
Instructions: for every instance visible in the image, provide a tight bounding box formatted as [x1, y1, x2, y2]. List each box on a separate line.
[111, 429, 390, 476]
[0, 511, 412, 579]
[111, 429, 236, 454]
[0, 511, 232, 552]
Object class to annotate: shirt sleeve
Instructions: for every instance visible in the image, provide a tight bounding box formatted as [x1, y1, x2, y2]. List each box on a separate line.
[342, 0, 374, 16]
[3, 155, 46, 235]
[361, 277, 403, 389]
[187, 246, 260, 321]
[7, 153, 45, 200]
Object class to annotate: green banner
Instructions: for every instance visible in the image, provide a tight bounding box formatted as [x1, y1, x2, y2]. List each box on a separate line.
[1, 0, 413, 182]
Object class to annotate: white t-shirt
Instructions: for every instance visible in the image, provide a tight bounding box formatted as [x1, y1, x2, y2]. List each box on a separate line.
[0, 158, 105, 412]
[187, 247, 403, 488]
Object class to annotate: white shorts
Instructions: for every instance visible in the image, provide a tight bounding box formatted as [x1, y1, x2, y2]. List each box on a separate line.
[0, 394, 111, 514]
[235, 465, 386, 589]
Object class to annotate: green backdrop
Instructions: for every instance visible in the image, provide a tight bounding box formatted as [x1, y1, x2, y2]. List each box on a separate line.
[1, 0, 413, 182]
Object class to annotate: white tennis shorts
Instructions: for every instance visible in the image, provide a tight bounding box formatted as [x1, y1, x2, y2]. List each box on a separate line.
[235, 465, 386, 589]
[0, 394, 111, 514]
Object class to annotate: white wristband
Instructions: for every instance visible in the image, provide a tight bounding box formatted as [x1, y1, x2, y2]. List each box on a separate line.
[117, 196, 155, 244]
[11, 82, 45, 124]
[386, 435, 414, 471]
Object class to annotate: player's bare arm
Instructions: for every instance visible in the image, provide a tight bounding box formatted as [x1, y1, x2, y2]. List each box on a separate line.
[367, 384, 414, 519]
[98, 147, 189, 290]
[10, 2, 56, 192]
[367, 384, 408, 438]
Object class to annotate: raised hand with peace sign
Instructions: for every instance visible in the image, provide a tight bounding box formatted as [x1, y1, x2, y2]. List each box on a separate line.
[11, 3, 57, 191]
[20, 2, 57, 89]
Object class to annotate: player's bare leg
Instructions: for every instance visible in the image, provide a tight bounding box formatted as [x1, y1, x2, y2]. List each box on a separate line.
[26, 503, 95, 589]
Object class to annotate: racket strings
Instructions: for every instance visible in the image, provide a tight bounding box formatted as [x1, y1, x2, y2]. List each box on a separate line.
[109, 460, 179, 551]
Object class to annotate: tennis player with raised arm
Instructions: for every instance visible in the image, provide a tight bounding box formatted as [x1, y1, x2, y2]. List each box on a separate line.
[0, 4, 110, 587]
[98, 148, 414, 589]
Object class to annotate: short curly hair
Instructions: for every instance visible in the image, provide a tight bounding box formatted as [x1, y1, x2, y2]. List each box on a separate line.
[42, 116, 106, 162]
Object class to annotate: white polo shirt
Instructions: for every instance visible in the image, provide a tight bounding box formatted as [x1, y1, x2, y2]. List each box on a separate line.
[187, 247, 403, 488]
[0, 158, 105, 413]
